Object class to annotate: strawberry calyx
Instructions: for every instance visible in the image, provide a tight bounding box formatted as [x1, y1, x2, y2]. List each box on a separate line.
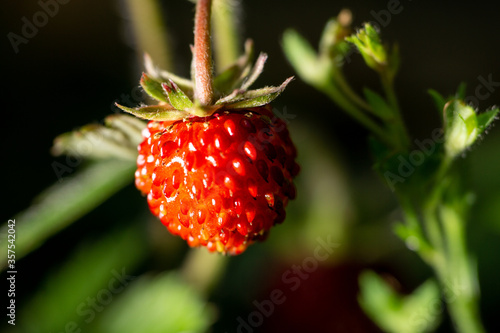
[117, 41, 292, 120]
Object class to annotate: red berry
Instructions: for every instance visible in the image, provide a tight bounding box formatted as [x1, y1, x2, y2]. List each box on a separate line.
[136, 106, 299, 255]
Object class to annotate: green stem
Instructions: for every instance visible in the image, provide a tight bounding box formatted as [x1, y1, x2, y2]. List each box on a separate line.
[322, 82, 394, 147]
[439, 205, 484, 333]
[180, 249, 228, 295]
[333, 70, 373, 112]
[381, 74, 411, 150]
[124, 0, 173, 71]
[417, 156, 484, 332]
[212, 0, 241, 71]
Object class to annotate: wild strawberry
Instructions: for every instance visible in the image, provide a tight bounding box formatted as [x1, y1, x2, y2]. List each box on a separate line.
[117, 0, 298, 254]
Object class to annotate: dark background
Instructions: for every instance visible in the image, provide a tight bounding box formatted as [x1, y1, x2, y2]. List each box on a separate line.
[1, 1, 500, 332]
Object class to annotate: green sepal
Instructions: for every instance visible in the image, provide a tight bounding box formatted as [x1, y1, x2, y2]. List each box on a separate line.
[116, 103, 190, 121]
[363, 87, 393, 120]
[143, 53, 194, 96]
[162, 80, 195, 111]
[346, 23, 387, 72]
[455, 82, 467, 100]
[221, 77, 294, 109]
[477, 108, 499, 134]
[140, 73, 168, 103]
[213, 39, 254, 94]
[240, 52, 267, 91]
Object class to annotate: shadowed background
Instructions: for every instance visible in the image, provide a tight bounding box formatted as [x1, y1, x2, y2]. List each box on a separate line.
[1, 1, 500, 332]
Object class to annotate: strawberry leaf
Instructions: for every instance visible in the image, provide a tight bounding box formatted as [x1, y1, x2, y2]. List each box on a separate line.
[162, 80, 195, 111]
[116, 103, 189, 121]
[363, 87, 393, 120]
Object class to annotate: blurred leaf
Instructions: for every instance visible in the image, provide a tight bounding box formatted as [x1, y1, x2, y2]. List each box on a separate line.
[427, 89, 446, 114]
[94, 272, 214, 333]
[51, 114, 144, 160]
[0, 159, 136, 269]
[363, 87, 393, 120]
[282, 29, 330, 86]
[267, 122, 350, 259]
[359, 271, 441, 333]
[19, 224, 147, 333]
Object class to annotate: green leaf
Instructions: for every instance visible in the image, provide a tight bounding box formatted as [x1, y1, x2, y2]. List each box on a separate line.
[116, 103, 189, 121]
[94, 272, 214, 333]
[477, 108, 499, 134]
[18, 224, 147, 333]
[0, 159, 136, 270]
[222, 77, 294, 109]
[51, 114, 145, 161]
[140, 73, 168, 103]
[162, 80, 195, 111]
[282, 29, 330, 86]
[363, 87, 393, 120]
[359, 271, 441, 333]
[427, 89, 446, 114]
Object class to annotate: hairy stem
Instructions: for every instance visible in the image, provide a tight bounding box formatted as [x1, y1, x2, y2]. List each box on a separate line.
[194, 0, 215, 106]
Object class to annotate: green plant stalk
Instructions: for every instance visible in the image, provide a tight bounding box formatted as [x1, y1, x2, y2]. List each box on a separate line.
[322, 81, 395, 147]
[332, 69, 373, 112]
[438, 204, 484, 333]
[124, 0, 173, 71]
[212, 0, 241, 71]
[380, 74, 410, 151]
[407, 157, 484, 333]
[181, 249, 229, 295]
